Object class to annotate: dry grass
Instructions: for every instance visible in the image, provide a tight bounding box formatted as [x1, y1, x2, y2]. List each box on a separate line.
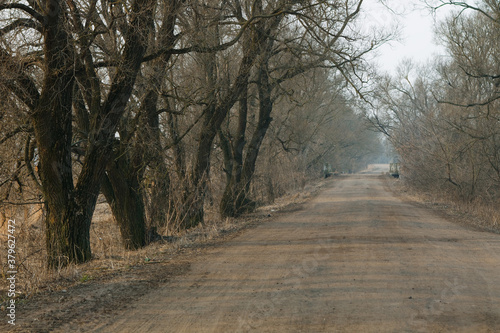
[386, 176, 500, 234]
[0, 202, 234, 304]
[0, 176, 329, 307]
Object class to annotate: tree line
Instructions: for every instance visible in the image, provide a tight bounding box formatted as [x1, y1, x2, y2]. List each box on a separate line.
[372, 1, 500, 216]
[0, 0, 386, 269]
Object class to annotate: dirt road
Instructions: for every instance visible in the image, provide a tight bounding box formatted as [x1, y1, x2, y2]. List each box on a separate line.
[89, 165, 500, 332]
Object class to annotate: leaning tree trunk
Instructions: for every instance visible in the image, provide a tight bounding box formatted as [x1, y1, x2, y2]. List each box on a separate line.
[101, 0, 183, 239]
[221, 80, 273, 217]
[185, 23, 270, 225]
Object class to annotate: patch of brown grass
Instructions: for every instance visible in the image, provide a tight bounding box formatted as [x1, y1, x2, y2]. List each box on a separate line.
[0, 176, 331, 308]
[385, 175, 500, 234]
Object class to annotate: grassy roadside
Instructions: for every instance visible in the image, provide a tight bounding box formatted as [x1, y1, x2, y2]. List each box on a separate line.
[383, 175, 500, 234]
[0, 175, 334, 332]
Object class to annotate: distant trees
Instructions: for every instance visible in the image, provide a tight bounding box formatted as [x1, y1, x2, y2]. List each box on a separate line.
[218, 0, 382, 217]
[0, 0, 386, 269]
[372, 0, 500, 204]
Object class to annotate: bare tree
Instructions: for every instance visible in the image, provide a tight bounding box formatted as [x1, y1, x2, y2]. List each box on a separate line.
[0, 0, 156, 267]
[0, 0, 391, 269]
[219, 0, 388, 217]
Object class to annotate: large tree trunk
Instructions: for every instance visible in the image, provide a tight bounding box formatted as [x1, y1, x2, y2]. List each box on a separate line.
[32, 0, 83, 267]
[220, 75, 273, 217]
[147, 162, 172, 232]
[142, 90, 172, 232]
[99, 0, 181, 240]
[36, 0, 154, 268]
[101, 151, 146, 249]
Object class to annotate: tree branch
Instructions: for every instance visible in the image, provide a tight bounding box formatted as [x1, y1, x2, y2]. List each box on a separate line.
[0, 18, 41, 36]
[0, 3, 45, 24]
[436, 94, 500, 108]
[0, 122, 32, 145]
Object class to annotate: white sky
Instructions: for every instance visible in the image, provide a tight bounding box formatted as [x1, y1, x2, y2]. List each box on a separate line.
[361, 0, 453, 74]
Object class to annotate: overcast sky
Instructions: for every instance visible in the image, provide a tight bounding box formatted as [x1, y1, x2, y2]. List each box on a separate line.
[361, 0, 452, 74]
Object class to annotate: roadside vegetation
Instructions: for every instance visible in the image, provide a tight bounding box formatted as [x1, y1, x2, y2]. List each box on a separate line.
[3, 0, 500, 319]
[0, 0, 386, 301]
[371, 0, 500, 233]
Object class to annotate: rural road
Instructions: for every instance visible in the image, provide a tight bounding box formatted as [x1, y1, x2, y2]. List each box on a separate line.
[90, 165, 500, 332]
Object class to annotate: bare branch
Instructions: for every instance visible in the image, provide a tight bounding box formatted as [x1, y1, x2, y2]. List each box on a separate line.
[0, 18, 41, 36]
[0, 122, 31, 145]
[0, 3, 45, 24]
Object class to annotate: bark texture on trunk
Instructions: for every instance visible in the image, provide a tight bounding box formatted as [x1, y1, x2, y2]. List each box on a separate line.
[37, 0, 155, 268]
[220, 23, 278, 218]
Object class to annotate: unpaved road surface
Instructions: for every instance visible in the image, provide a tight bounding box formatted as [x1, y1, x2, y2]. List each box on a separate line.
[82, 166, 500, 332]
